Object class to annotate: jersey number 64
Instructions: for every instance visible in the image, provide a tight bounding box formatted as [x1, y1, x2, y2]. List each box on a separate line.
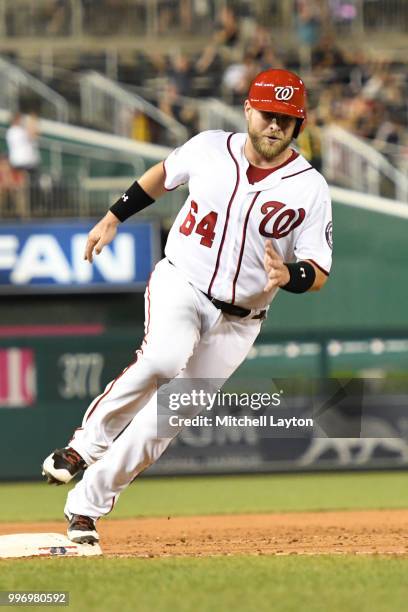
[179, 200, 218, 247]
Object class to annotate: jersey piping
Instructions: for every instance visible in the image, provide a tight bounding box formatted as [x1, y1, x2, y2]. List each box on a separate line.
[282, 166, 313, 180]
[231, 191, 261, 304]
[246, 150, 299, 184]
[207, 133, 240, 297]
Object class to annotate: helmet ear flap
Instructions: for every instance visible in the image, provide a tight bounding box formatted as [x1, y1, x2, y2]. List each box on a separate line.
[293, 118, 304, 139]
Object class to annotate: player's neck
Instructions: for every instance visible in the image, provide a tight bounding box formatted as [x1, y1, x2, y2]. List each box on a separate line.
[244, 139, 294, 169]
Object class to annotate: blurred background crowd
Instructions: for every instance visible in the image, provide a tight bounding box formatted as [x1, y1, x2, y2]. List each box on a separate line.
[0, 0, 407, 217]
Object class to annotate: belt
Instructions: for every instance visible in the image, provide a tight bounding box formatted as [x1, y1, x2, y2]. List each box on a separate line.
[204, 294, 266, 320]
[167, 260, 266, 320]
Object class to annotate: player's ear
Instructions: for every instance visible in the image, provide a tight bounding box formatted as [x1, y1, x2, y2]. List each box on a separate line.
[244, 99, 251, 119]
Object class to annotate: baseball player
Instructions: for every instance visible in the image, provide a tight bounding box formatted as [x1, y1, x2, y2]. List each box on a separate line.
[42, 69, 333, 544]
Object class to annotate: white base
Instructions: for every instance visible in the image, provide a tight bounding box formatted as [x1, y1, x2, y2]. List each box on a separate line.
[0, 533, 102, 558]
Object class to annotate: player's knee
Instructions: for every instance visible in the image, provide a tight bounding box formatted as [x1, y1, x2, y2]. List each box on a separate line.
[144, 351, 190, 381]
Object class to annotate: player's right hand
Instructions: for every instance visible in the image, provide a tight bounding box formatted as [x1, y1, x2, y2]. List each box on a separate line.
[263, 240, 290, 292]
[84, 211, 120, 263]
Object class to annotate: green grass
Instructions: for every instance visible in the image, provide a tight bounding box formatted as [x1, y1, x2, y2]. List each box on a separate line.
[0, 556, 408, 612]
[0, 471, 407, 523]
[1, 473, 408, 612]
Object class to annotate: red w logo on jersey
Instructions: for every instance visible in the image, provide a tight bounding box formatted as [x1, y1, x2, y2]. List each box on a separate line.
[259, 201, 305, 239]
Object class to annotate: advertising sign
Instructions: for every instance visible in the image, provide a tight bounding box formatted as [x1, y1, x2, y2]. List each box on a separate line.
[0, 221, 159, 293]
[0, 348, 36, 408]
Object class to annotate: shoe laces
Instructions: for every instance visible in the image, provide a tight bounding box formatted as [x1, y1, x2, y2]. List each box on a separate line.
[64, 448, 84, 467]
[73, 515, 95, 530]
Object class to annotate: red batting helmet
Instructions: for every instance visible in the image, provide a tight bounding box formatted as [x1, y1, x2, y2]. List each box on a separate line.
[248, 68, 307, 138]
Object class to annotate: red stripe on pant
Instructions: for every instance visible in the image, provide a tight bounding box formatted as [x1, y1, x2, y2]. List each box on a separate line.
[82, 274, 153, 424]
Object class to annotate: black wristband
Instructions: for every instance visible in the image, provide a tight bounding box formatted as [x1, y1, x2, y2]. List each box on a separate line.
[110, 181, 155, 222]
[281, 261, 316, 294]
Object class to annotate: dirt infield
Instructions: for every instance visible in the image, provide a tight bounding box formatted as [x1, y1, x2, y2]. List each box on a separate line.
[1, 510, 408, 557]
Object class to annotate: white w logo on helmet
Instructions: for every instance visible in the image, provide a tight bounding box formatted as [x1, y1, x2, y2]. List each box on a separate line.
[274, 86, 296, 100]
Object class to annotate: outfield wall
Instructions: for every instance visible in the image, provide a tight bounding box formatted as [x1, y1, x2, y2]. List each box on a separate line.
[0, 328, 407, 480]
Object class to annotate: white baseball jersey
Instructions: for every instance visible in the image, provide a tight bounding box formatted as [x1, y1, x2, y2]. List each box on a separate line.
[164, 130, 332, 309]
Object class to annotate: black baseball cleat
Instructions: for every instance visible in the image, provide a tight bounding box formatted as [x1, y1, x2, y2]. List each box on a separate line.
[67, 514, 99, 545]
[42, 447, 87, 485]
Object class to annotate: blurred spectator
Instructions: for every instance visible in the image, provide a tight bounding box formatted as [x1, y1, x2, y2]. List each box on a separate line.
[158, 80, 198, 139]
[347, 49, 371, 93]
[212, 5, 240, 48]
[26, 112, 41, 145]
[196, 6, 241, 74]
[244, 24, 272, 62]
[6, 112, 41, 213]
[361, 63, 406, 115]
[312, 33, 349, 84]
[347, 95, 384, 139]
[0, 155, 28, 218]
[328, 0, 357, 27]
[222, 53, 260, 105]
[373, 110, 407, 166]
[295, 0, 323, 70]
[297, 110, 323, 171]
[167, 52, 195, 97]
[158, 0, 193, 33]
[259, 46, 285, 72]
[375, 111, 403, 147]
[6, 112, 40, 176]
[46, 0, 71, 36]
[243, 22, 285, 74]
[131, 111, 152, 143]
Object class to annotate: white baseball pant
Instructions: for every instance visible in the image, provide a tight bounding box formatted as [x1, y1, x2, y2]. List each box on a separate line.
[65, 258, 263, 519]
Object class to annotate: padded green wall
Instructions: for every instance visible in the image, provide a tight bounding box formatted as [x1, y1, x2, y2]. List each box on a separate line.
[263, 201, 408, 334]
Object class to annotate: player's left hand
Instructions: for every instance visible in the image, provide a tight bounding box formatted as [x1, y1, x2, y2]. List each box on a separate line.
[263, 240, 290, 292]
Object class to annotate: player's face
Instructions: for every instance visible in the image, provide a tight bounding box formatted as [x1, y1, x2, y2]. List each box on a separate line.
[245, 102, 297, 161]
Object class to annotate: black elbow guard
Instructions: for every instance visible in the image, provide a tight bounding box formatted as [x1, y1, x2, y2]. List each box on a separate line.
[110, 181, 155, 222]
[281, 261, 316, 294]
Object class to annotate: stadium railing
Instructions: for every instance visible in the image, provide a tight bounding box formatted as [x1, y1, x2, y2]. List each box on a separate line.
[198, 98, 245, 133]
[79, 71, 188, 146]
[322, 125, 408, 202]
[1, 110, 407, 221]
[0, 57, 69, 122]
[80, 73, 246, 142]
[0, 110, 181, 221]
